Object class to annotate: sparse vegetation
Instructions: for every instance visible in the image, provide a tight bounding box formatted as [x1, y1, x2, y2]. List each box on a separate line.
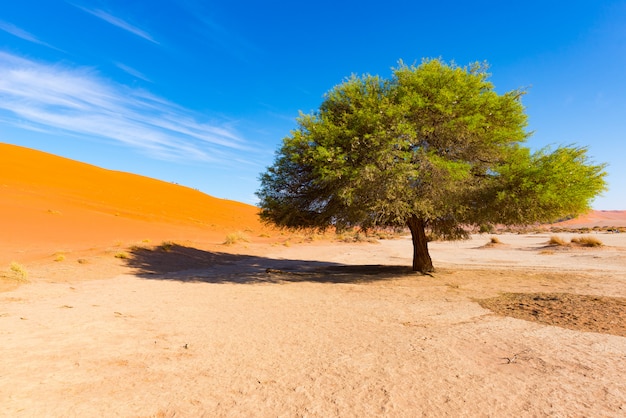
[303, 232, 324, 242]
[223, 231, 250, 245]
[546, 234, 604, 248]
[490, 236, 501, 244]
[4, 262, 29, 282]
[114, 251, 130, 259]
[372, 228, 406, 240]
[335, 230, 379, 244]
[54, 253, 66, 262]
[547, 235, 567, 246]
[571, 235, 603, 247]
[129, 240, 153, 251]
[159, 241, 175, 252]
[550, 225, 626, 234]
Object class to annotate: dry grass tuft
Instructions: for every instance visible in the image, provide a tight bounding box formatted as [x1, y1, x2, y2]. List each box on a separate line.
[482, 236, 505, 248]
[547, 235, 567, 246]
[3, 262, 29, 282]
[129, 241, 151, 251]
[223, 231, 250, 245]
[159, 241, 176, 252]
[489, 236, 501, 244]
[336, 231, 379, 244]
[571, 235, 603, 247]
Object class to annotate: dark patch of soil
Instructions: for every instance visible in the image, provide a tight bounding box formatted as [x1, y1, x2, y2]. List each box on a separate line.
[478, 293, 626, 337]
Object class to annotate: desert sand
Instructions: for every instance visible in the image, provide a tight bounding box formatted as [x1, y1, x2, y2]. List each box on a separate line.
[0, 143, 274, 266]
[1, 143, 626, 417]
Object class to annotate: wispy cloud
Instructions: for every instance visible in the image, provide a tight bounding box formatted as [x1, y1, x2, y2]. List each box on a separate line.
[0, 51, 250, 163]
[73, 5, 159, 44]
[177, 1, 260, 63]
[0, 20, 61, 51]
[195, 16, 259, 62]
[114, 62, 152, 83]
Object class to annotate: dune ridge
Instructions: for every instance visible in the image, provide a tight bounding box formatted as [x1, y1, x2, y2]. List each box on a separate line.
[1, 143, 271, 263]
[550, 209, 626, 227]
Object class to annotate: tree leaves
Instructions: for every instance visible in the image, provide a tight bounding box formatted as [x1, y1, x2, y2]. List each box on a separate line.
[257, 59, 607, 234]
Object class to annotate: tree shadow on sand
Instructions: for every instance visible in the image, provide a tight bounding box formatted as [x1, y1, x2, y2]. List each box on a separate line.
[124, 244, 416, 284]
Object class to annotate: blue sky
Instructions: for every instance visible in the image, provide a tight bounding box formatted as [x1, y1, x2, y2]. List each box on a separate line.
[0, 1, 624, 209]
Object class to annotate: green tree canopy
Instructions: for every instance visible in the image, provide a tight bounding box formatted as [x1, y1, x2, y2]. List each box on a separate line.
[257, 59, 607, 272]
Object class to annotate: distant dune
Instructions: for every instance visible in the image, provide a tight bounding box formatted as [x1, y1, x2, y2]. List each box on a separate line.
[549, 210, 626, 228]
[1, 143, 273, 263]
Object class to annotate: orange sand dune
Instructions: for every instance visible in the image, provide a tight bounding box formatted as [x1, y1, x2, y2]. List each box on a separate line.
[1, 143, 273, 264]
[550, 210, 626, 228]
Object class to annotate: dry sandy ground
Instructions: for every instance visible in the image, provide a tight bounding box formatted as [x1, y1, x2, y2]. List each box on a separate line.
[1, 233, 625, 417]
[2, 143, 626, 416]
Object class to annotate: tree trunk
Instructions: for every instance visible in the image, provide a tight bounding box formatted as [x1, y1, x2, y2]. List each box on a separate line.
[406, 215, 434, 273]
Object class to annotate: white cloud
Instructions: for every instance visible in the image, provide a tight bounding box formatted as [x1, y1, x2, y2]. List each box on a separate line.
[0, 51, 250, 164]
[114, 62, 152, 83]
[73, 5, 159, 44]
[0, 20, 61, 51]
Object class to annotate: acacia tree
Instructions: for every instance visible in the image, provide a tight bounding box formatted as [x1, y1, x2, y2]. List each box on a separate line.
[257, 59, 607, 273]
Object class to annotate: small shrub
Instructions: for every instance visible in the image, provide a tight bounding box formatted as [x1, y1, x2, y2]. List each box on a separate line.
[303, 232, 326, 241]
[9, 262, 28, 282]
[373, 231, 394, 240]
[54, 254, 66, 262]
[335, 229, 369, 243]
[490, 236, 501, 244]
[223, 231, 250, 245]
[335, 233, 352, 242]
[547, 235, 567, 246]
[353, 233, 367, 242]
[114, 251, 130, 259]
[159, 241, 175, 252]
[130, 240, 153, 251]
[571, 235, 603, 247]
